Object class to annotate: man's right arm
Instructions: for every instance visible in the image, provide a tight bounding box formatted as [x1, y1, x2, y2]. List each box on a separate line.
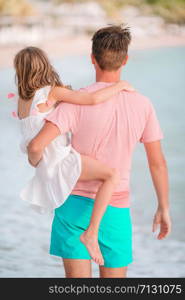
[27, 102, 79, 167]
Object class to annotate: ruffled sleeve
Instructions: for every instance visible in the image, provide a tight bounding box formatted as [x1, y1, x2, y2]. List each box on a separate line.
[30, 86, 51, 114]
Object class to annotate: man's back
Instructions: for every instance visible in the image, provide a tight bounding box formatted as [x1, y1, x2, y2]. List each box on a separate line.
[38, 24, 170, 277]
[47, 82, 163, 207]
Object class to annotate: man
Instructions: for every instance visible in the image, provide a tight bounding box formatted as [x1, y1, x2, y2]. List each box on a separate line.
[28, 25, 171, 278]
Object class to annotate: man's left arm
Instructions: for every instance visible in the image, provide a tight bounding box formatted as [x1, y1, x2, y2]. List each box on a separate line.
[140, 99, 171, 239]
[27, 122, 60, 167]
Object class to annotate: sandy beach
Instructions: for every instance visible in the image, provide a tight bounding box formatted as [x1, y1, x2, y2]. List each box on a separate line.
[1, 0, 185, 69]
[1, 32, 185, 69]
[0, 0, 185, 69]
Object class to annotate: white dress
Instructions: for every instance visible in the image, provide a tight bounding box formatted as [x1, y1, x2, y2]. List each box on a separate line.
[19, 86, 81, 214]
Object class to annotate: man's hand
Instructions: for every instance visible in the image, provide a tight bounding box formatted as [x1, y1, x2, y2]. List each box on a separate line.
[27, 141, 43, 167]
[152, 208, 171, 240]
[27, 121, 60, 167]
[28, 157, 41, 168]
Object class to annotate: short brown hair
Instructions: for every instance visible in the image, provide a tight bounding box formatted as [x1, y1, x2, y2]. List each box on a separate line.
[14, 47, 63, 101]
[92, 25, 131, 71]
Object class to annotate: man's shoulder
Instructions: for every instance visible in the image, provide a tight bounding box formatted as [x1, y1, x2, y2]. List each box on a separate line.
[78, 82, 104, 92]
[125, 90, 152, 107]
[54, 101, 79, 113]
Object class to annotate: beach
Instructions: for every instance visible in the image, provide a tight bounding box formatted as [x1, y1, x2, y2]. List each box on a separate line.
[0, 0, 185, 279]
[0, 1, 185, 69]
[1, 32, 185, 69]
[0, 46, 185, 277]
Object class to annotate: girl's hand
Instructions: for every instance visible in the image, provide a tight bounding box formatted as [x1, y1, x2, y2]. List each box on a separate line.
[119, 80, 135, 92]
[152, 208, 171, 240]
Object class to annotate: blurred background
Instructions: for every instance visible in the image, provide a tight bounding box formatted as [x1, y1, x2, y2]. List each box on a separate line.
[0, 0, 185, 277]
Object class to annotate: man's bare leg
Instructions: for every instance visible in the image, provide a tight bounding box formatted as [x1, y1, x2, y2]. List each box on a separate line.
[63, 259, 92, 278]
[99, 266, 128, 278]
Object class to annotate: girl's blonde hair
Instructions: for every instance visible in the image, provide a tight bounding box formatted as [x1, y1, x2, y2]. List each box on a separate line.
[14, 46, 63, 100]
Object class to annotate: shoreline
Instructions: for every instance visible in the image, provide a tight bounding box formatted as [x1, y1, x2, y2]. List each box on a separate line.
[0, 33, 185, 69]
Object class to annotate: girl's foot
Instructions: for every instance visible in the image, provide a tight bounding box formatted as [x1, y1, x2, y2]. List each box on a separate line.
[80, 231, 104, 266]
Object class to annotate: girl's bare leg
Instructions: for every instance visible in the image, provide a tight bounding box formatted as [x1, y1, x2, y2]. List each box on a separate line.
[79, 155, 120, 266]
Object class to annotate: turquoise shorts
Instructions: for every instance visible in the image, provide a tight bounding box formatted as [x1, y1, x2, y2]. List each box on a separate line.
[50, 194, 133, 268]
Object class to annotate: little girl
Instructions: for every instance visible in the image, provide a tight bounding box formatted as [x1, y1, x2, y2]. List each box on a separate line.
[14, 46, 134, 266]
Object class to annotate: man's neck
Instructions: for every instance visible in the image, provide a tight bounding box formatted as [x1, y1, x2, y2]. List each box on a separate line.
[96, 69, 121, 83]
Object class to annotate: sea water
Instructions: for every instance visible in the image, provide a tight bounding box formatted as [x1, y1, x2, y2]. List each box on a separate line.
[0, 47, 184, 277]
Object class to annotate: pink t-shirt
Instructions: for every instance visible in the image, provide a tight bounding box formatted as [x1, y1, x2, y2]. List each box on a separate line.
[46, 82, 164, 207]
